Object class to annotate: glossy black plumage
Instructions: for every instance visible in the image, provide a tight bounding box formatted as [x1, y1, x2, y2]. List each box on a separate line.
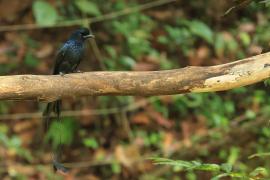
[53, 28, 94, 75]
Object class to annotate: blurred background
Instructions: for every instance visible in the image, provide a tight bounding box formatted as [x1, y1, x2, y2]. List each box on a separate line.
[1, 0, 270, 179]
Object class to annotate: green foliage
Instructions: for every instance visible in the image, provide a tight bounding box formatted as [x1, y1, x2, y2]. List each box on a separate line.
[249, 152, 270, 159]
[150, 157, 269, 179]
[0, 102, 11, 114]
[103, 11, 157, 70]
[111, 162, 122, 174]
[227, 147, 239, 165]
[239, 32, 251, 47]
[161, 19, 241, 58]
[214, 33, 226, 57]
[163, 25, 193, 54]
[74, 0, 101, 16]
[83, 137, 99, 149]
[262, 0, 270, 6]
[249, 167, 268, 178]
[215, 33, 239, 56]
[45, 117, 79, 149]
[151, 97, 169, 118]
[255, 23, 270, 47]
[113, 14, 154, 57]
[172, 93, 235, 128]
[264, 79, 270, 86]
[0, 124, 33, 162]
[171, 20, 214, 45]
[135, 130, 164, 147]
[151, 158, 220, 171]
[187, 20, 213, 44]
[0, 58, 18, 74]
[24, 52, 40, 68]
[32, 1, 59, 26]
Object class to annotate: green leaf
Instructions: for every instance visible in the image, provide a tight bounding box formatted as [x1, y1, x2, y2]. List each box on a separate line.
[150, 158, 220, 172]
[150, 157, 192, 168]
[157, 36, 169, 44]
[211, 173, 229, 180]
[249, 152, 270, 159]
[24, 52, 39, 68]
[83, 137, 99, 149]
[239, 32, 251, 47]
[45, 118, 78, 149]
[105, 46, 117, 59]
[120, 56, 136, 69]
[214, 33, 225, 57]
[194, 163, 220, 172]
[226, 38, 238, 52]
[212, 172, 246, 180]
[262, 0, 270, 6]
[221, 163, 232, 173]
[189, 21, 213, 44]
[111, 162, 121, 174]
[16, 148, 33, 162]
[227, 147, 239, 165]
[32, 1, 58, 26]
[249, 167, 268, 178]
[264, 79, 270, 86]
[245, 110, 256, 119]
[75, 0, 101, 16]
[0, 124, 8, 134]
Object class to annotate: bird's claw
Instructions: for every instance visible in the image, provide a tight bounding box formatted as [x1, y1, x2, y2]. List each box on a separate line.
[59, 72, 65, 76]
[75, 70, 83, 73]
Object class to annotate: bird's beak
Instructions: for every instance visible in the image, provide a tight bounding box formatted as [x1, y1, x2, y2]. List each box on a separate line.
[83, 34, 95, 39]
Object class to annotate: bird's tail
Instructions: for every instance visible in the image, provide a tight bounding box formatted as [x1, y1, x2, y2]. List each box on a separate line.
[43, 100, 62, 129]
[43, 100, 68, 173]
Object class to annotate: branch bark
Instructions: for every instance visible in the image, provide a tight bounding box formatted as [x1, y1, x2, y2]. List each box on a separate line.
[1, 52, 270, 102]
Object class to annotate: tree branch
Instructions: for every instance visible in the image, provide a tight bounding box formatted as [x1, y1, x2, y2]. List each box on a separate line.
[1, 52, 270, 102]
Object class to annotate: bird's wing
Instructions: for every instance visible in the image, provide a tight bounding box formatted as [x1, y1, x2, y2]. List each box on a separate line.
[52, 44, 68, 75]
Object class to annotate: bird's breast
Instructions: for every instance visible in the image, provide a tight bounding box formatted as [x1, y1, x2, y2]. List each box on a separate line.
[65, 41, 84, 62]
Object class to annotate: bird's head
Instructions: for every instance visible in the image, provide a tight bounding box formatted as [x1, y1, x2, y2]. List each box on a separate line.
[69, 28, 94, 42]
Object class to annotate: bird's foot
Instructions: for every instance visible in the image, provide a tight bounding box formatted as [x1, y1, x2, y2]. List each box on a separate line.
[59, 72, 65, 76]
[75, 70, 83, 73]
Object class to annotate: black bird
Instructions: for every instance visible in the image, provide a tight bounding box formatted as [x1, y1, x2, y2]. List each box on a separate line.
[43, 28, 94, 173]
[43, 28, 94, 123]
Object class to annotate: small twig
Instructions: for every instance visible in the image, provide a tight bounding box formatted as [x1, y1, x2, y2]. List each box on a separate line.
[88, 24, 106, 70]
[0, 0, 178, 32]
[119, 110, 134, 141]
[88, 35, 105, 70]
[222, 0, 252, 17]
[81, 16, 105, 70]
[0, 97, 156, 121]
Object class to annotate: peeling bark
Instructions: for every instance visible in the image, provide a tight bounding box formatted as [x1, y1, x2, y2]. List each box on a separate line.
[0, 52, 270, 102]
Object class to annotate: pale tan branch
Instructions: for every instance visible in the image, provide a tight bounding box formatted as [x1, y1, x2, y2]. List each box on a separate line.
[1, 52, 270, 102]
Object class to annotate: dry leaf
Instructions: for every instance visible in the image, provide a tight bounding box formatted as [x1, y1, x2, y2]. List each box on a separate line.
[148, 109, 173, 128]
[35, 43, 54, 58]
[131, 112, 150, 125]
